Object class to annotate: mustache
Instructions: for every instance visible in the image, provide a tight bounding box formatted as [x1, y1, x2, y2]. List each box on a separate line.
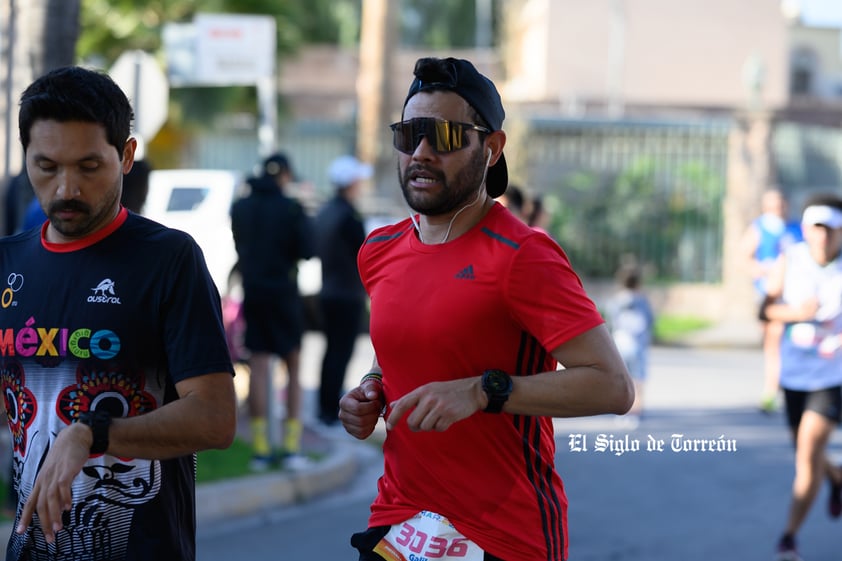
[404, 164, 444, 182]
[48, 200, 90, 214]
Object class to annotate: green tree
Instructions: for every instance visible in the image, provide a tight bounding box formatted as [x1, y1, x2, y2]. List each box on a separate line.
[77, 0, 364, 127]
[78, 0, 495, 66]
[71, 0, 497, 163]
[400, 0, 499, 48]
[548, 157, 723, 281]
[78, 0, 363, 66]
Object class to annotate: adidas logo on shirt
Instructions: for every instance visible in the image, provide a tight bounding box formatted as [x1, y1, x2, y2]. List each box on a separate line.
[455, 265, 475, 280]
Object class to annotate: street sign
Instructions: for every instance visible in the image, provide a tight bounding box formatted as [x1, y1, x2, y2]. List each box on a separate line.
[109, 50, 169, 142]
[163, 15, 275, 87]
[195, 14, 275, 85]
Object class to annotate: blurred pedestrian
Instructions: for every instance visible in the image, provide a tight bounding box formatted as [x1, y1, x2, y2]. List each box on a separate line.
[760, 193, 842, 560]
[741, 188, 803, 414]
[230, 153, 315, 470]
[497, 183, 529, 223]
[21, 196, 47, 231]
[3, 169, 35, 236]
[315, 155, 372, 427]
[606, 259, 655, 426]
[121, 158, 151, 213]
[1, 65, 236, 560]
[339, 56, 633, 561]
[528, 195, 552, 234]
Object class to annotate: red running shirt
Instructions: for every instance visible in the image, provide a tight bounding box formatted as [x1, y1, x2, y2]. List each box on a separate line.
[358, 202, 604, 561]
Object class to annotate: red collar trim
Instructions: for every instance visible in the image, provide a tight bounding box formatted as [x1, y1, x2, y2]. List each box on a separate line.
[41, 207, 129, 253]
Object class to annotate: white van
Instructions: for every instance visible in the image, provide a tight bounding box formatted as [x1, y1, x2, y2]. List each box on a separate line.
[143, 169, 243, 295]
[142, 169, 322, 303]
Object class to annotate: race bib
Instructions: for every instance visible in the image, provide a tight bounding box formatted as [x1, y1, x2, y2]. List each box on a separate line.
[374, 511, 484, 561]
[790, 323, 817, 348]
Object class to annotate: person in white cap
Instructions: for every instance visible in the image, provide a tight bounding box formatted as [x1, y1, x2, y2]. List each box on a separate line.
[315, 155, 373, 426]
[761, 193, 842, 561]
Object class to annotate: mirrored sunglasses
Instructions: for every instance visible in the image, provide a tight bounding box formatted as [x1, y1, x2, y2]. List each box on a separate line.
[390, 118, 490, 155]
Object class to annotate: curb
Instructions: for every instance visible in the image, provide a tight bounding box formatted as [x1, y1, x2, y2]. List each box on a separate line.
[196, 437, 361, 527]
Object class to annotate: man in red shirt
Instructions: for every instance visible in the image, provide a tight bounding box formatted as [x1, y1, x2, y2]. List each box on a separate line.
[339, 57, 634, 561]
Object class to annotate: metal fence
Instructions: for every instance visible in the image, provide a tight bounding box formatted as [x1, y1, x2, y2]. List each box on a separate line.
[520, 117, 731, 283]
[773, 121, 842, 212]
[178, 116, 732, 283]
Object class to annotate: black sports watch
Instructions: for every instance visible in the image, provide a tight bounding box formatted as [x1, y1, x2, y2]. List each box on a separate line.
[76, 410, 112, 455]
[481, 369, 513, 413]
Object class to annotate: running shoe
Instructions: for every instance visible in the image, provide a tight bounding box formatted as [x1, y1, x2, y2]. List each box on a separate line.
[283, 453, 315, 472]
[829, 473, 842, 518]
[775, 535, 802, 561]
[759, 396, 777, 415]
[249, 454, 276, 472]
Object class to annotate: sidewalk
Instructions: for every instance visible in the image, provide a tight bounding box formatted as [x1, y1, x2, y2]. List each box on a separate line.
[195, 425, 367, 527]
[196, 331, 379, 526]
[674, 318, 763, 349]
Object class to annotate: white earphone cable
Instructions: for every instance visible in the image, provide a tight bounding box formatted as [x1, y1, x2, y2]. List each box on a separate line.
[410, 148, 493, 244]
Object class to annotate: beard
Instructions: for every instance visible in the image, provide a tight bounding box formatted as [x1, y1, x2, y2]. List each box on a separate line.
[399, 146, 487, 216]
[47, 184, 122, 239]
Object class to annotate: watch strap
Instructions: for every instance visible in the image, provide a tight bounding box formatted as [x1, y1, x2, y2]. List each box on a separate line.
[76, 410, 112, 455]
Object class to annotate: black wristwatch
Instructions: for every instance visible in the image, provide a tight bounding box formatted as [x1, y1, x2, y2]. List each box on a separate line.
[481, 369, 513, 413]
[76, 410, 112, 455]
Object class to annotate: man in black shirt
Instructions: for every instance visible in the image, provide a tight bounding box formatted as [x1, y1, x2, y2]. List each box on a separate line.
[231, 153, 314, 468]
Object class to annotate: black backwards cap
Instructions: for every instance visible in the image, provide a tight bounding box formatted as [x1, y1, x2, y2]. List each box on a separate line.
[403, 57, 509, 198]
[262, 152, 291, 178]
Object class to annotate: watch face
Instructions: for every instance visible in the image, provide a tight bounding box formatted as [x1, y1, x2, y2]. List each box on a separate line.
[482, 370, 511, 413]
[484, 369, 512, 393]
[487, 372, 507, 391]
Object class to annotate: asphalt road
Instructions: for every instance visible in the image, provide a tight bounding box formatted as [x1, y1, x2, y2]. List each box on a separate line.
[196, 342, 842, 560]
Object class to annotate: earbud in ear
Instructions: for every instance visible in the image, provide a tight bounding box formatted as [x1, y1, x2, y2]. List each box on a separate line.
[487, 148, 493, 164]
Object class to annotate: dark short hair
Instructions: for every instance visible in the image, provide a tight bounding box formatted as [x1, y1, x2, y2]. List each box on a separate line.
[615, 263, 642, 290]
[19, 66, 133, 157]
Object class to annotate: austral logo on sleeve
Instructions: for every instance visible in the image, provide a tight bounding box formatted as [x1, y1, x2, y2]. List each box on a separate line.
[88, 278, 122, 305]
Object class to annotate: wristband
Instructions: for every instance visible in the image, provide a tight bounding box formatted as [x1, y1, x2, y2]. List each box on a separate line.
[361, 372, 383, 385]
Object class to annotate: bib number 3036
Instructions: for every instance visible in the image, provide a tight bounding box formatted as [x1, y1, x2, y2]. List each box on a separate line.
[374, 511, 484, 561]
